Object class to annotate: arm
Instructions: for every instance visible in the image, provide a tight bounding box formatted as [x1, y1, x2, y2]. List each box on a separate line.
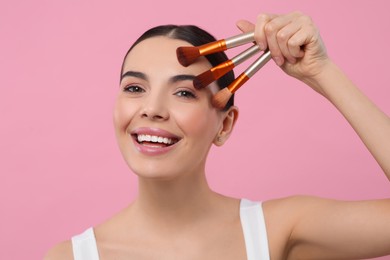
[237, 12, 390, 259]
[264, 195, 390, 259]
[305, 60, 390, 179]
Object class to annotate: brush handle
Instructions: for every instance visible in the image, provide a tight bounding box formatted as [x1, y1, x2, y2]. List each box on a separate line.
[244, 49, 271, 77]
[227, 73, 250, 93]
[208, 45, 261, 82]
[227, 50, 271, 93]
[231, 45, 261, 66]
[199, 32, 255, 56]
[225, 31, 255, 48]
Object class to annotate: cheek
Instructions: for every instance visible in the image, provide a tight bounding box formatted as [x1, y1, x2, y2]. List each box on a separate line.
[172, 105, 220, 140]
[113, 97, 137, 133]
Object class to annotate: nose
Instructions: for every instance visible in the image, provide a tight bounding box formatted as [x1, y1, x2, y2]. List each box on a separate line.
[139, 91, 169, 121]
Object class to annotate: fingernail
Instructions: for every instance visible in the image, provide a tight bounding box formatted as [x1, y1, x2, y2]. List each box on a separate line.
[274, 56, 283, 66]
[289, 57, 297, 64]
[258, 42, 265, 51]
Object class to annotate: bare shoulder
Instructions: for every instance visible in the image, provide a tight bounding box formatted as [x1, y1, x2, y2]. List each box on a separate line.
[262, 195, 321, 228]
[262, 194, 342, 224]
[44, 240, 73, 260]
[261, 195, 333, 258]
[263, 195, 390, 259]
[263, 195, 333, 214]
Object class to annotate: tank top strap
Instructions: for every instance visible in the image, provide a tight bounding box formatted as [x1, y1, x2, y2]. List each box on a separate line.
[240, 199, 270, 260]
[71, 227, 100, 260]
[70, 201, 269, 260]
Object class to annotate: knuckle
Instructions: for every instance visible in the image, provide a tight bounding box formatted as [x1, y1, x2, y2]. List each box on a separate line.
[309, 24, 318, 34]
[277, 31, 288, 41]
[257, 13, 270, 22]
[264, 23, 275, 35]
[287, 37, 299, 47]
[292, 10, 304, 17]
[299, 14, 313, 24]
[305, 24, 319, 39]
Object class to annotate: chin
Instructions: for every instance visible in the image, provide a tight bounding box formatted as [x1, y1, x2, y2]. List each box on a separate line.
[127, 160, 183, 181]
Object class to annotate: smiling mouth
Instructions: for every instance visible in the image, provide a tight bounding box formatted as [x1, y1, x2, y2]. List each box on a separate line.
[132, 134, 180, 147]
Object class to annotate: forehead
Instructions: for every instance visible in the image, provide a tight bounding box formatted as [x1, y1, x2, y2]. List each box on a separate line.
[122, 36, 213, 76]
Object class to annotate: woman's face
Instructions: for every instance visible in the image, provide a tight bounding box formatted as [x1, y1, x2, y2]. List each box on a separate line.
[114, 36, 235, 180]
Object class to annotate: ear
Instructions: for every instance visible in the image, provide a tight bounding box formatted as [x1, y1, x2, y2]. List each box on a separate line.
[214, 106, 239, 146]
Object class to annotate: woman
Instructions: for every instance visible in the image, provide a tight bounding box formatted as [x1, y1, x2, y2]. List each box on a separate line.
[45, 12, 390, 259]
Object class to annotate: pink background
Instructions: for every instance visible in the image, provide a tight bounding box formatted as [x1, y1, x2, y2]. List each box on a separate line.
[1, 0, 390, 259]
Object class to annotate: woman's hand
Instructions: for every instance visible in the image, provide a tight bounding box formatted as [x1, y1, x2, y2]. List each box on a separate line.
[238, 12, 390, 179]
[243, 13, 390, 260]
[237, 12, 330, 95]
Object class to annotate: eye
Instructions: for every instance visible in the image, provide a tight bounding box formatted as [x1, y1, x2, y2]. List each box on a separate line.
[174, 89, 197, 99]
[123, 85, 145, 93]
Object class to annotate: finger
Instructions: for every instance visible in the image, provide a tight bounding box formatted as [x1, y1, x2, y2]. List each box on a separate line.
[287, 29, 306, 58]
[287, 19, 319, 59]
[264, 12, 307, 66]
[236, 19, 255, 33]
[255, 13, 276, 51]
[264, 15, 289, 66]
[290, 15, 320, 56]
[276, 22, 302, 64]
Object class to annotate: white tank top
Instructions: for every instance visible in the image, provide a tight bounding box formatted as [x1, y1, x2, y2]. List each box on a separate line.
[71, 199, 270, 260]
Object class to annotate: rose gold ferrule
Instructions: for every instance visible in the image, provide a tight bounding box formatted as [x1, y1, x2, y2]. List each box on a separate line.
[198, 40, 227, 56]
[227, 73, 250, 93]
[211, 60, 235, 79]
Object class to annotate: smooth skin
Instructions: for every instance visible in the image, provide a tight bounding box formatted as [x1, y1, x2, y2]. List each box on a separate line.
[45, 12, 390, 260]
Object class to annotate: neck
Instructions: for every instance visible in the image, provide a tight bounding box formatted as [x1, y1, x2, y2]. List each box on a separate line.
[133, 170, 220, 226]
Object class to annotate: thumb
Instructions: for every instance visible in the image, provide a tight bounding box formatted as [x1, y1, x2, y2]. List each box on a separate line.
[236, 19, 255, 33]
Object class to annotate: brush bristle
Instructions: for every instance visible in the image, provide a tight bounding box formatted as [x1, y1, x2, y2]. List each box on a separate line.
[176, 47, 200, 67]
[212, 88, 232, 109]
[193, 70, 215, 89]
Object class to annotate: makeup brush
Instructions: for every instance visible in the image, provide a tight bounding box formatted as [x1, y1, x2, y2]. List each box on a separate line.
[212, 49, 271, 109]
[176, 31, 255, 67]
[193, 44, 260, 89]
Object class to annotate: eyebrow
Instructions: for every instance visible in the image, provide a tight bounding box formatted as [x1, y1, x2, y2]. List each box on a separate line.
[121, 71, 148, 82]
[169, 74, 196, 84]
[121, 70, 196, 84]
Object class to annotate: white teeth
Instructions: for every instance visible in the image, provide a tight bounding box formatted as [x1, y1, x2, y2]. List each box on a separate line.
[136, 134, 175, 145]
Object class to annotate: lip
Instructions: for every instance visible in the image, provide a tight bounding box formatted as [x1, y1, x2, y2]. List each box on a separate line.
[130, 127, 181, 156]
[131, 127, 181, 139]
